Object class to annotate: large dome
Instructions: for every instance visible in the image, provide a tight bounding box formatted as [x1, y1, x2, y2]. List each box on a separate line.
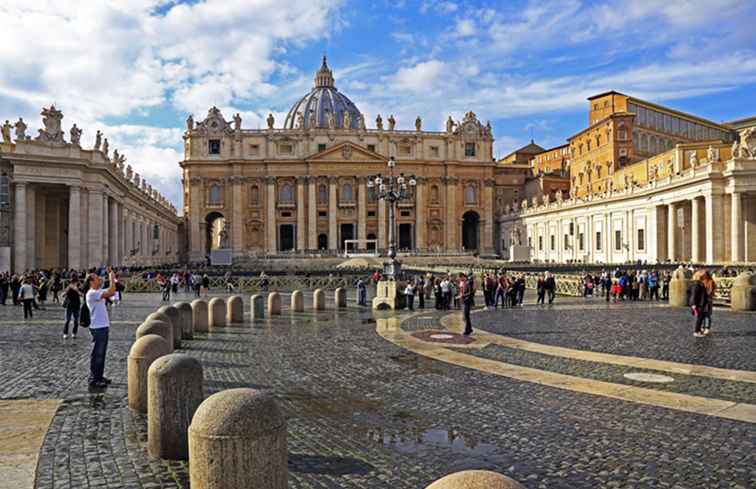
[283, 56, 362, 130]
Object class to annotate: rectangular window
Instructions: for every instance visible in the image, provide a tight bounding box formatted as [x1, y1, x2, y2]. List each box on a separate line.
[430, 145, 440, 157]
[465, 143, 476, 157]
[0, 175, 9, 205]
[367, 144, 376, 152]
[550, 235, 555, 251]
[208, 139, 221, 155]
[281, 211, 292, 218]
[318, 211, 327, 218]
[367, 211, 376, 217]
[538, 235, 543, 251]
[318, 143, 327, 152]
[400, 211, 410, 217]
[279, 144, 293, 155]
[596, 231, 602, 251]
[249, 144, 259, 156]
[569, 222, 574, 236]
[615, 230, 622, 251]
[399, 144, 411, 156]
[564, 234, 569, 250]
[578, 233, 584, 251]
[637, 229, 645, 251]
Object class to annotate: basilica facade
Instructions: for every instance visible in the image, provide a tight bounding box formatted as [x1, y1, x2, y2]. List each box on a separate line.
[0, 107, 179, 272]
[181, 57, 503, 261]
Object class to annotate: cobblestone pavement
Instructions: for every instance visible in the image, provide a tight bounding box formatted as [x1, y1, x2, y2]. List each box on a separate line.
[0, 293, 754, 489]
[474, 299, 756, 371]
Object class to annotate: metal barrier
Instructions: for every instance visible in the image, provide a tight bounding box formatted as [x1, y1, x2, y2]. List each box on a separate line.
[122, 276, 354, 293]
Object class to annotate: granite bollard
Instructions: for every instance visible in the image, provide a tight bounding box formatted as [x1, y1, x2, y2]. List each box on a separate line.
[268, 292, 281, 315]
[313, 288, 325, 311]
[148, 354, 204, 460]
[290, 290, 304, 312]
[136, 319, 174, 353]
[227, 295, 244, 324]
[425, 470, 527, 489]
[157, 305, 182, 349]
[191, 299, 209, 333]
[730, 272, 756, 311]
[669, 266, 693, 308]
[188, 388, 287, 489]
[335, 287, 347, 308]
[173, 302, 194, 339]
[250, 294, 264, 320]
[128, 334, 171, 414]
[209, 298, 226, 328]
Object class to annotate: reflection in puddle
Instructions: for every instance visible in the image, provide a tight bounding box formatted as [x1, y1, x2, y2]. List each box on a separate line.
[366, 427, 497, 456]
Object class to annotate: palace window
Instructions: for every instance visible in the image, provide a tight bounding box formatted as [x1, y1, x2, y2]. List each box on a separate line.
[430, 185, 439, 203]
[208, 139, 221, 155]
[318, 143, 327, 153]
[279, 183, 294, 202]
[464, 184, 476, 205]
[208, 184, 221, 205]
[538, 235, 543, 251]
[464, 143, 476, 157]
[0, 173, 9, 206]
[249, 144, 259, 156]
[615, 230, 622, 251]
[398, 144, 412, 157]
[564, 234, 569, 250]
[318, 184, 328, 204]
[637, 229, 645, 251]
[595, 231, 602, 251]
[550, 234, 555, 251]
[341, 183, 354, 202]
[279, 143, 293, 155]
[249, 185, 260, 205]
[578, 233, 584, 251]
[587, 140, 592, 151]
[368, 186, 377, 202]
[569, 222, 574, 236]
[368, 211, 376, 217]
[367, 144, 376, 153]
[153, 224, 160, 240]
[430, 146, 440, 157]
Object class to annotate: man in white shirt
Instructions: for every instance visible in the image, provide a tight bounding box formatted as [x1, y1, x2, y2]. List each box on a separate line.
[86, 267, 117, 388]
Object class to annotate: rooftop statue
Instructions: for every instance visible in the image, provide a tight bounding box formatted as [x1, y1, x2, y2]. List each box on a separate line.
[14, 118, 27, 140]
[415, 116, 422, 131]
[233, 113, 241, 131]
[186, 115, 194, 132]
[296, 112, 305, 129]
[308, 111, 316, 129]
[446, 116, 455, 133]
[102, 138, 109, 158]
[1, 120, 11, 144]
[36, 105, 66, 144]
[267, 113, 275, 130]
[388, 114, 396, 131]
[376, 114, 383, 130]
[70, 124, 82, 146]
[94, 130, 102, 151]
[358, 113, 366, 131]
[343, 110, 351, 129]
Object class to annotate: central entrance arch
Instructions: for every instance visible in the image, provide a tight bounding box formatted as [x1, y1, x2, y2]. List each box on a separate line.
[461, 211, 480, 252]
[205, 212, 226, 255]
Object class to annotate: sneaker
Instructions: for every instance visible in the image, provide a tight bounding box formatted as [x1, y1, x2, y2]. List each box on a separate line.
[71, 334, 77, 339]
[63, 334, 68, 339]
[89, 380, 108, 388]
[703, 329, 711, 336]
[102, 377, 112, 385]
[694, 332, 704, 337]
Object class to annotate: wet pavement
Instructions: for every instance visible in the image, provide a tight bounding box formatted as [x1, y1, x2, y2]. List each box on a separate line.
[0, 292, 754, 488]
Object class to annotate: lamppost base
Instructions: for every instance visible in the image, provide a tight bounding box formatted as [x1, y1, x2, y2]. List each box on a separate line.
[383, 258, 402, 280]
[372, 280, 400, 310]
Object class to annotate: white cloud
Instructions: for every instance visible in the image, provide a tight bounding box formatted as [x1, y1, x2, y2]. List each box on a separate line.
[392, 60, 448, 93]
[455, 19, 477, 37]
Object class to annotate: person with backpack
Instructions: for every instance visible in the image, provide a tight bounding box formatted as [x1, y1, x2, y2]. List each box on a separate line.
[356, 278, 367, 306]
[688, 270, 716, 337]
[18, 276, 35, 319]
[85, 267, 117, 388]
[63, 276, 83, 339]
[458, 272, 475, 336]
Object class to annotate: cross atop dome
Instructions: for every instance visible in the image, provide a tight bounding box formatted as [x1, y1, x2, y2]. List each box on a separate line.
[314, 54, 335, 89]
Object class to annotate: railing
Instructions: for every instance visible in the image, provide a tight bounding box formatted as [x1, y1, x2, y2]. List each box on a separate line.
[122, 276, 357, 293]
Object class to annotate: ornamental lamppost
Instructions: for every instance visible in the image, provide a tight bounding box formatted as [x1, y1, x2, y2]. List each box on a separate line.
[367, 156, 416, 280]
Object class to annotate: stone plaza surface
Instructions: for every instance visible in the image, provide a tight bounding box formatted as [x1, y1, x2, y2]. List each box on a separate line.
[0, 292, 754, 488]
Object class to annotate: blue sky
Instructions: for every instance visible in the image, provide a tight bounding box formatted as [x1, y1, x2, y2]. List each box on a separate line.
[2, 0, 755, 209]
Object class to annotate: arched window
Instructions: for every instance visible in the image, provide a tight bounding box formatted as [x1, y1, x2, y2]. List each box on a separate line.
[0, 173, 9, 206]
[279, 183, 293, 202]
[430, 185, 439, 203]
[464, 184, 476, 205]
[249, 185, 259, 205]
[208, 184, 221, 205]
[318, 184, 328, 203]
[341, 183, 353, 202]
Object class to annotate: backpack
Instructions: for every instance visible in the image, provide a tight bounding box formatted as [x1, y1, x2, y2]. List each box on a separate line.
[80, 302, 91, 328]
[686, 282, 703, 307]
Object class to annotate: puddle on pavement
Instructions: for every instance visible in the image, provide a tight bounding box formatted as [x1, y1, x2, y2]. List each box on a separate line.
[365, 426, 497, 456]
[281, 390, 382, 417]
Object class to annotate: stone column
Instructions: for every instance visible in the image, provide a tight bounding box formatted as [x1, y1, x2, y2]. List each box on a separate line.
[705, 193, 725, 263]
[231, 176, 243, 255]
[414, 178, 426, 250]
[445, 177, 457, 251]
[296, 177, 306, 251]
[731, 192, 742, 262]
[604, 213, 611, 263]
[102, 194, 110, 264]
[626, 210, 634, 262]
[691, 198, 701, 262]
[188, 177, 203, 262]
[13, 183, 27, 272]
[482, 180, 494, 254]
[377, 198, 387, 250]
[328, 177, 337, 250]
[88, 190, 104, 267]
[124, 210, 131, 262]
[667, 203, 676, 261]
[26, 185, 36, 269]
[110, 198, 119, 266]
[266, 177, 277, 253]
[68, 186, 81, 270]
[307, 178, 317, 250]
[357, 177, 367, 242]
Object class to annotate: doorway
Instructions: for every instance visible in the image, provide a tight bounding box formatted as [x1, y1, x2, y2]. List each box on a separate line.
[339, 223, 355, 251]
[398, 223, 413, 250]
[462, 211, 480, 251]
[279, 224, 295, 252]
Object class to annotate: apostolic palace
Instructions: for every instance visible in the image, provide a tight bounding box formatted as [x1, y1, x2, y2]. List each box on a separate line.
[1, 56, 755, 272]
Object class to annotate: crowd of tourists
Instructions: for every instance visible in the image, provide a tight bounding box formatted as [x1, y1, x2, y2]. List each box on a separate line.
[578, 269, 671, 303]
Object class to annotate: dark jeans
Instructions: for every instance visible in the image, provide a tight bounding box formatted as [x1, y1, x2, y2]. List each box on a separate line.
[495, 289, 506, 307]
[537, 290, 545, 304]
[64, 307, 80, 335]
[23, 299, 34, 318]
[406, 294, 414, 310]
[418, 293, 425, 309]
[358, 288, 367, 306]
[462, 301, 473, 334]
[547, 289, 555, 304]
[89, 327, 109, 383]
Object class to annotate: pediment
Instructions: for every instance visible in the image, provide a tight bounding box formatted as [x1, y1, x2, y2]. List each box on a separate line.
[307, 141, 383, 162]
